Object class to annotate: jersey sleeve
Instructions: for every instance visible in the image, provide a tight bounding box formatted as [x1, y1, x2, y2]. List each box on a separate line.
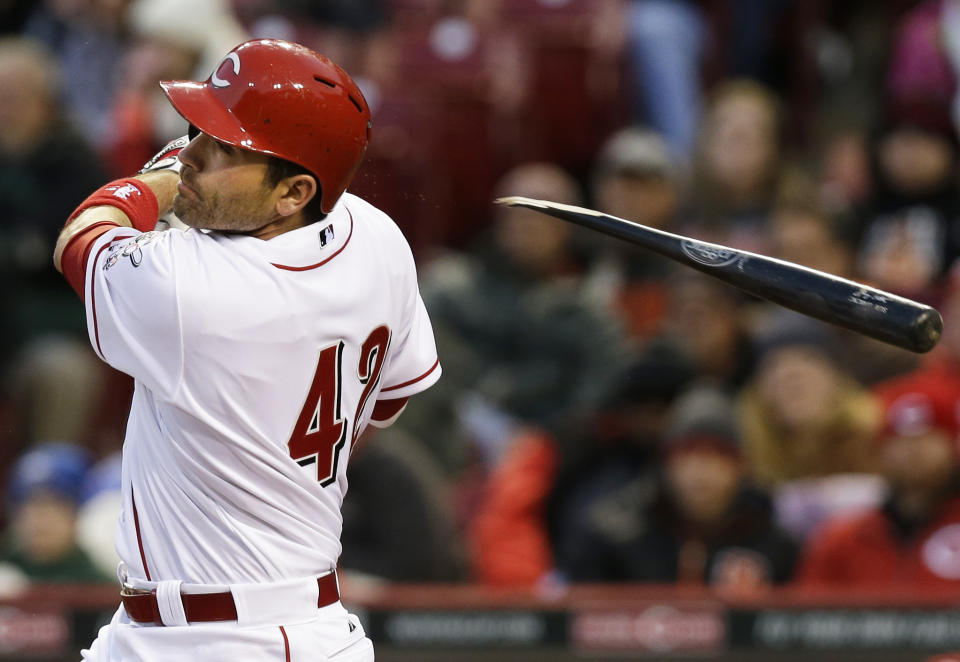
[84, 228, 184, 399]
[379, 288, 441, 400]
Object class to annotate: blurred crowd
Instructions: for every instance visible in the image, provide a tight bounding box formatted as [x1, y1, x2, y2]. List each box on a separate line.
[4, 0, 960, 598]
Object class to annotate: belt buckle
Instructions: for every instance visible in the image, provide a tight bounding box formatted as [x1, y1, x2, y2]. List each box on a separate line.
[118, 563, 152, 597]
[120, 583, 153, 597]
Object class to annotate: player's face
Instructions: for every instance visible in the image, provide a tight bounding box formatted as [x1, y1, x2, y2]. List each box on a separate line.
[173, 133, 280, 232]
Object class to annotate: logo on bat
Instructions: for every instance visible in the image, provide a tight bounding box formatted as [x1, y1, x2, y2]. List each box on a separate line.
[680, 239, 741, 268]
[849, 288, 890, 313]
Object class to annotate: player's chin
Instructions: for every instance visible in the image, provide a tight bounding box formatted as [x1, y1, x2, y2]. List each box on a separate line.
[171, 197, 202, 228]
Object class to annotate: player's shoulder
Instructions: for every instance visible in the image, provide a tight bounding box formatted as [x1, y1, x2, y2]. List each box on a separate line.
[340, 193, 408, 244]
[340, 193, 419, 274]
[339, 192, 390, 221]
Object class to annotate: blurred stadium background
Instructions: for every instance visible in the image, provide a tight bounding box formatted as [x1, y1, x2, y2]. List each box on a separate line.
[3, 0, 960, 659]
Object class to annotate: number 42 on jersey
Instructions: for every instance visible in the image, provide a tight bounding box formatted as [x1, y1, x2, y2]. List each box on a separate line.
[287, 325, 390, 485]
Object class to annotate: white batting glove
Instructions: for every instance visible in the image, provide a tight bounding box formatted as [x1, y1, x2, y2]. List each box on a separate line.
[139, 134, 189, 174]
[140, 135, 191, 231]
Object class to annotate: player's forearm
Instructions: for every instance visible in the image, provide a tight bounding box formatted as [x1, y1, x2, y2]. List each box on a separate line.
[54, 172, 177, 264]
[54, 171, 178, 298]
[135, 170, 178, 216]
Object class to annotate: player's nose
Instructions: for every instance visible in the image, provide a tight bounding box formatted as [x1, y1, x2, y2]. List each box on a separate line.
[178, 135, 202, 172]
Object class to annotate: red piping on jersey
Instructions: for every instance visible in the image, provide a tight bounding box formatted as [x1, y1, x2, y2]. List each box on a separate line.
[270, 209, 354, 271]
[90, 234, 136, 359]
[279, 625, 291, 662]
[131, 488, 152, 581]
[380, 358, 440, 393]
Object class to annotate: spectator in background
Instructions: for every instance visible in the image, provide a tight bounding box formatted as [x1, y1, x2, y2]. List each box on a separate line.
[75, 451, 122, 579]
[768, 199, 854, 280]
[797, 380, 960, 588]
[397, 162, 629, 474]
[340, 428, 465, 583]
[854, 0, 960, 301]
[104, 0, 247, 174]
[818, 126, 873, 219]
[22, 0, 128, 148]
[738, 313, 881, 489]
[0, 37, 107, 348]
[856, 101, 960, 300]
[0, 37, 107, 448]
[767, 198, 920, 385]
[623, 0, 707, 160]
[585, 128, 684, 342]
[554, 384, 797, 592]
[0, 443, 109, 583]
[469, 350, 693, 587]
[688, 79, 799, 254]
[656, 271, 756, 390]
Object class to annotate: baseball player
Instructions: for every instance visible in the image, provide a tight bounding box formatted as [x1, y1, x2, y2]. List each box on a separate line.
[53, 39, 441, 661]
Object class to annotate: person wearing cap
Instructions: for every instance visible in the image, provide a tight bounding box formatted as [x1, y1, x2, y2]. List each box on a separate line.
[586, 128, 684, 341]
[797, 379, 960, 588]
[1, 443, 109, 584]
[553, 384, 797, 591]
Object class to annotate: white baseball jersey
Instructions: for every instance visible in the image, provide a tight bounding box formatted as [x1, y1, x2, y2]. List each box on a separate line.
[82, 192, 440, 585]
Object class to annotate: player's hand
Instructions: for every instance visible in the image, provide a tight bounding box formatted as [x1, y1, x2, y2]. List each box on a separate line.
[139, 135, 189, 175]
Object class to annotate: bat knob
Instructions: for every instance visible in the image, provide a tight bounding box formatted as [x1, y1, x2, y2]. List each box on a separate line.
[912, 308, 944, 353]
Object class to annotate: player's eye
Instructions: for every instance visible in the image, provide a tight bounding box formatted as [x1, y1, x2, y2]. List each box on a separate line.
[216, 140, 234, 155]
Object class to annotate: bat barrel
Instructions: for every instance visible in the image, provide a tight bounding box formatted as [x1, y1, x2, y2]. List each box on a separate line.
[702, 243, 944, 354]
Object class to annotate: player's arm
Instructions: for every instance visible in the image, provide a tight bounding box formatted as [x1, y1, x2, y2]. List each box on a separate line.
[53, 138, 186, 298]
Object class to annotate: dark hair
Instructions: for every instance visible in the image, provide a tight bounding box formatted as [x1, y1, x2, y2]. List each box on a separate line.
[264, 157, 327, 222]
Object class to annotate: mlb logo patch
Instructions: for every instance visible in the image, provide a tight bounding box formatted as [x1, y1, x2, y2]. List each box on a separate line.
[319, 224, 335, 247]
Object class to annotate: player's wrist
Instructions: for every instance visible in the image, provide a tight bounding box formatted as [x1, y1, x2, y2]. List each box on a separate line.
[66, 178, 160, 233]
[135, 170, 179, 216]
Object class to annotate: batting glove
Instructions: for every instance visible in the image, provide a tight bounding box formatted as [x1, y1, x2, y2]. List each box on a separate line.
[139, 134, 189, 174]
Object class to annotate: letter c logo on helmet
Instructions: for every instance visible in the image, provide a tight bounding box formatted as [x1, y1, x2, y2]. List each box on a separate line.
[210, 53, 241, 89]
[159, 39, 372, 214]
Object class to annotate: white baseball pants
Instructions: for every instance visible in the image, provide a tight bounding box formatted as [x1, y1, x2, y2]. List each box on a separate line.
[81, 601, 374, 662]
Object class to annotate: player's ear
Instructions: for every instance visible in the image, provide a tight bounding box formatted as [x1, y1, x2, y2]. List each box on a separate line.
[274, 174, 318, 218]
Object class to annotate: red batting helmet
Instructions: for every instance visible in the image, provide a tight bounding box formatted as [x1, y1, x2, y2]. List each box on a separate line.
[160, 39, 372, 213]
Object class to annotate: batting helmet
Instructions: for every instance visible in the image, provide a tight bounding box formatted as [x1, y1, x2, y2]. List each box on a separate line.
[160, 39, 372, 213]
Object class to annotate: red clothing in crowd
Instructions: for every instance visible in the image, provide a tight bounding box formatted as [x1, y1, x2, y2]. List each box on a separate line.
[797, 496, 960, 587]
[468, 430, 559, 586]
